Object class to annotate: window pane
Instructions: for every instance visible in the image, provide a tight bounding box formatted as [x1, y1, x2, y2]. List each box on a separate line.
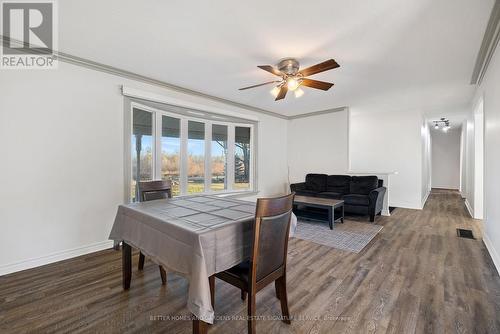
[131, 108, 153, 202]
[234, 126, 251, 190]
[211, 124, 227, 191]
[188, 121, 205, 194]
[161, 116, 180, 196]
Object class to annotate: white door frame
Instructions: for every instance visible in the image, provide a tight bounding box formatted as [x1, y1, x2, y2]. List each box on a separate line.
[473, 97, 484, 219]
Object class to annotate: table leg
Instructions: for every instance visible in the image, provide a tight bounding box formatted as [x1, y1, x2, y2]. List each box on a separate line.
[122, 242, 132, 290]
[341, 204, 344, 223]
[159, 266, 167, 285]
[209, 275, 215, 308]
[193, 319, 208, 334]
[193, 275, 215, 334]
[328, 207, 333, 230]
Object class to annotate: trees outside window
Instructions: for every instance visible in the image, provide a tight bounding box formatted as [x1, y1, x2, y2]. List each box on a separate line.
[130, 104, 253, 200]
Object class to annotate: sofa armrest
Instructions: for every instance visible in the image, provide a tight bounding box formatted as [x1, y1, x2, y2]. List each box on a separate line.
[368, 186, 386, 215]
[290, 182, 306, 193]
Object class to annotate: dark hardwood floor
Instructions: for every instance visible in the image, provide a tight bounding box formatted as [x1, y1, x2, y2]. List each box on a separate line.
[1, 189, 499, 333]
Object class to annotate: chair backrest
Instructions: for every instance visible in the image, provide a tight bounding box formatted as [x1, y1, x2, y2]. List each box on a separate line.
[250, 193, 295, 282]
[138, 180, 172, 202]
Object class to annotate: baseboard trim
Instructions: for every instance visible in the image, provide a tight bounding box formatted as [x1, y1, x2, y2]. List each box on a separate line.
[0, 240, 115, 276]
[483, 233, 500, 276]
[389, 201, 422, 210]
[464, 199, 474, 218]
[421, 190, 430, 209]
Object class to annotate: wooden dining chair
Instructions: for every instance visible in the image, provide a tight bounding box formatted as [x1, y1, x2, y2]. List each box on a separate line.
[139, 180, 172, 201]
[137, 180, 172, 285]
[211, 193, 295, 334]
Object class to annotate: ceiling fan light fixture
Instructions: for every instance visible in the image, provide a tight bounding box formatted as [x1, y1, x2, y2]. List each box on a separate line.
[240, 58, 339, 101]
[270, 86, 280, 98]
[294, 88, 304, 98]
[287, 77, 300, 91]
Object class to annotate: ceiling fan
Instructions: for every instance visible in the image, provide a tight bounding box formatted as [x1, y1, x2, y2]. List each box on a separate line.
[239, 58, 340, 101]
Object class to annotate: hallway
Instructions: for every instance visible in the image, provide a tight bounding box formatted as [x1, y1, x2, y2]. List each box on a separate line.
[1, 190, 499, 333]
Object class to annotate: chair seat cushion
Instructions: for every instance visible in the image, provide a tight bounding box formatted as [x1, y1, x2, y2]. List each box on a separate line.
[317, 192, 343, 199]
[223, 260, 250, 284]
[343, 194, 370, 206]
[294, 189, 319, 197]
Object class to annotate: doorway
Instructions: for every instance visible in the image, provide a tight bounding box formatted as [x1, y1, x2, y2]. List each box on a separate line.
[431, 126, 461, 191]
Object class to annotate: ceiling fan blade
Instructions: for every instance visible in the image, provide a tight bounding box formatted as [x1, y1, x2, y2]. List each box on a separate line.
[239, 81, 280, 90]
[257, 65, 284, 76]
[298, 59, 340, 77]
[301, 78, 334, 91]
[275, 85, 288, 101]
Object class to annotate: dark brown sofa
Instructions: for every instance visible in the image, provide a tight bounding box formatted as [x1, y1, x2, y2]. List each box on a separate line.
[290, 174, 386, 222]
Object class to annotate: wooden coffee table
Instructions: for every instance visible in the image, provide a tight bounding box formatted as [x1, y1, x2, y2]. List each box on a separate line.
[293, 195, 344, 229]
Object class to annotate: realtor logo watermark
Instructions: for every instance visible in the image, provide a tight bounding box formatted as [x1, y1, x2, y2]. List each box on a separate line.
[1, 1, 57, 69]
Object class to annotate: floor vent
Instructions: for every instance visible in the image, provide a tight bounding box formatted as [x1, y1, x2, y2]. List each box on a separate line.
[457, 228, 475, 239]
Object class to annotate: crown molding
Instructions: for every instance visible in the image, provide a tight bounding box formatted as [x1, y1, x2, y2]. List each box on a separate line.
[1, 35, 347, 120]
[288, 106, 348, 119]
[471, 0, 500, 85]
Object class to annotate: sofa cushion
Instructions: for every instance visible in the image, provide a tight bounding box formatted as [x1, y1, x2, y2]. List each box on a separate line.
[305, 174, 327, 192]
[343, 194, 370, 206]
[326, 175, 351, 194]
[344, 204, 369, 215]
[317, 192, 343, 200]
[295, 189, 319, 197]
[349, 176, 379, 195]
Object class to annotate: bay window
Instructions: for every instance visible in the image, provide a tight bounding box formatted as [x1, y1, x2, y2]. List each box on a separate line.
[129, 102, 255, 201]
[234, 126, 251, 190]
[161, 115, 181, 196]
[131, 108, 153, 202]
[187, 121, 206, 194]
[211, 124, 228, 192]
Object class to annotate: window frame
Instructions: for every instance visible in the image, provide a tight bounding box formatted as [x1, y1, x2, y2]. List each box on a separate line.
[126, 101, 256, 201]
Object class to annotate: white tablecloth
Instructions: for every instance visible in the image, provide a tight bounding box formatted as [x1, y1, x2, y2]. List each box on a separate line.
[109, 195, 296, 323]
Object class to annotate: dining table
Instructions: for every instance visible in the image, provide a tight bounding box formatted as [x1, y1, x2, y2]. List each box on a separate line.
[109, 194, 297, 333]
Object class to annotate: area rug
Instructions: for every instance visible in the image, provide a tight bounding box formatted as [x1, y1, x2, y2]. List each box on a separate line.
[293, 219, 383, 253]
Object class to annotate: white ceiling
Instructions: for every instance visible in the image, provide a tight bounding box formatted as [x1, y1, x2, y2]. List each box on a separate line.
[58, 0, 494, 117]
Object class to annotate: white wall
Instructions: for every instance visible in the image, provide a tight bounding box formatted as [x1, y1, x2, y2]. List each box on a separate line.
[458, 103, 485, 220]
[0, 61, 289, 275]
[459, 123, 466, 194]
[473, 99, 484, 219]
[349, 108, 424, 209]
[431, 128, 461, 189]
[421, 121, 432, 206]
[473, 43, 500, 272]
[462, 114, 475, 215]
[287, 110, 349, 183]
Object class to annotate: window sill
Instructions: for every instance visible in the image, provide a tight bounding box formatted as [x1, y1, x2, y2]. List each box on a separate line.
[174, 190, 259, 199]
[215, 190, 259, 199]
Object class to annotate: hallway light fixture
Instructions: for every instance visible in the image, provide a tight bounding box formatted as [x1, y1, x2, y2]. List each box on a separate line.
[432, 118, 450, 132]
